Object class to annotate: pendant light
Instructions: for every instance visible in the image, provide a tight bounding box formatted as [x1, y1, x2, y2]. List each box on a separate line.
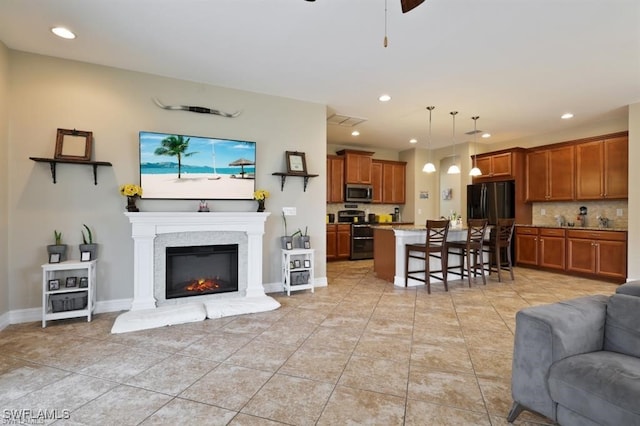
[469, 116, 482, 177]
[422, 106, 436, 173]
[447, 111, 460, 174]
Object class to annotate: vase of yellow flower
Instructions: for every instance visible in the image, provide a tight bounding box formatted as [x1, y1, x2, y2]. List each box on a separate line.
[253, 189, 270, 212]
[119, 183, 143, 212]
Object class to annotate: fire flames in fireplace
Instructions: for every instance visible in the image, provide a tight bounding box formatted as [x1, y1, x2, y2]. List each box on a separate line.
[185, 277, 222, 293]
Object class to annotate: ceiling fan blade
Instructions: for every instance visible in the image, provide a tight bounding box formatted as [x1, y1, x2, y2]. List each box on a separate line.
[400, 0, 425, 13]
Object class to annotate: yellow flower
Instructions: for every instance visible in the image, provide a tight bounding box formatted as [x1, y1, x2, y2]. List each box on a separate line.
[119, 183, 143, 197]
[253, 189, 270, 200]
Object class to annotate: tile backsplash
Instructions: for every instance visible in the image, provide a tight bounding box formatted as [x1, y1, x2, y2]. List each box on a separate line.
[532, 200, 628, 229]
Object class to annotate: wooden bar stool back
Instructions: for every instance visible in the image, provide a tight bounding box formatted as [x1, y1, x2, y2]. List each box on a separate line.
[446, 218, 489, 287]
[485, 218, 516, 282]
[405, 219, 450, 293]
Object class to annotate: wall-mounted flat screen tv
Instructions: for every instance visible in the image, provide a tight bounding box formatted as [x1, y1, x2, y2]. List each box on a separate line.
[139, 131, 256, 200]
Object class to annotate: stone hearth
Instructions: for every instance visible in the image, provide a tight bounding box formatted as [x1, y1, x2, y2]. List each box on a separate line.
[111, 212, 279, 333]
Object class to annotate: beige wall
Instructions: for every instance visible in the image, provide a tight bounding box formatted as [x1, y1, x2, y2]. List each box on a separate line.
[0, 42, 8, 320]
[6, 51, 326, 314]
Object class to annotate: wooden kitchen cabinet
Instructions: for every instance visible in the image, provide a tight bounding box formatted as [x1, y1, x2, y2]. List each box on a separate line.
[337, 149, 374, 184]
[567, 229, 627, 282]
[538, 228, 566, 270]
[327, 155, 345, 203]
[326, 224, 351, 261]
[515, 227, 565, 270]
[575, 135, 628, 200]
[526, 145, 575, 201]
[515, 227, 538, 266]
[371, 161, 383, 203]
[474, 151, 512, 180]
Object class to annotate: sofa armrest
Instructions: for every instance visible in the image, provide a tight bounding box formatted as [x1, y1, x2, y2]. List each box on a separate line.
[511, 295, 609, 420]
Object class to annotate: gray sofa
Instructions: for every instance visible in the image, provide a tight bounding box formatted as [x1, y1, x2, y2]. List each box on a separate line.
[508, 282, 640, 425]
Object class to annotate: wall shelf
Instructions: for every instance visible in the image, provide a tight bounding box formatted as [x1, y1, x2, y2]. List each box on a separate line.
[272, 172, 318, 192]
[29, 157, 113, 185]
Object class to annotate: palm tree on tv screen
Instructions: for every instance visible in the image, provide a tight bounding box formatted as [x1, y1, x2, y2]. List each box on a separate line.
[154, 135, 197, 178]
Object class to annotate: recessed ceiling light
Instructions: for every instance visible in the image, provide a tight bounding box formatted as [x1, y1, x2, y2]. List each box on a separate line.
[351, 130, 360, 136]
[51, 27, 76, 39]
[409, 138, 417, 144]
[481, 133, 491, 138]
[561, 113, 574, 120]
[378, 94, 391, 102]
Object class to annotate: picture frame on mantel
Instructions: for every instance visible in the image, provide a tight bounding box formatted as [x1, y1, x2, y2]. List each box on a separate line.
[54, 128, 93, 161]
[285, 151, 307, 175]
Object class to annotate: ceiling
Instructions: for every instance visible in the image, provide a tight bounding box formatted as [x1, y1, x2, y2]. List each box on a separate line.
[0, 0, 639, 151]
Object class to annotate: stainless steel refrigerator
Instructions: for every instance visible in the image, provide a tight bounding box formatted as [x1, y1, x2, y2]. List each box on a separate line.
[467, 180, 515, 224]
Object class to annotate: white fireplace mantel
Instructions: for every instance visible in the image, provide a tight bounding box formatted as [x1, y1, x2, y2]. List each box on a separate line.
[124, 212, 271, 310]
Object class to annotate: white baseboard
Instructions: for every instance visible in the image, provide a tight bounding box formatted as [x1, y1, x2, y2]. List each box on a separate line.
[0, 279, 329, 328]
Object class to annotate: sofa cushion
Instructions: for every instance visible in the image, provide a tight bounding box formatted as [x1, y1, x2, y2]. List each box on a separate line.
[616, 281, 640, 297]
[548, 351, 640, 426]
[604, 293, 640, 358]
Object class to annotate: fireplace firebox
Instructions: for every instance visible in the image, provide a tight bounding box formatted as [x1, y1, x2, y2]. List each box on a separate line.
[166, 244, 238, 299]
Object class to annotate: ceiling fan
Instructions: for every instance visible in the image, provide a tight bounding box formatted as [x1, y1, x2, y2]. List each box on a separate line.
[304, 0, 425, 14]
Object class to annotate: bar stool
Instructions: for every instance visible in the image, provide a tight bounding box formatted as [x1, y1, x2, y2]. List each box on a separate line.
[405, 219, 450, 294]
[446, 219, 488, 287]
[484, 218, 516, 282]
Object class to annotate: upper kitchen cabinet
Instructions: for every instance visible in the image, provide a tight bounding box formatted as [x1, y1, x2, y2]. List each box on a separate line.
[371, 160, 406, 204]
[327, 155, 345, 203]
[575, 134, 628, 200]
[526, 145, 575, 202]
[337, 149, 374, 184]
[472, 148, 526, 182]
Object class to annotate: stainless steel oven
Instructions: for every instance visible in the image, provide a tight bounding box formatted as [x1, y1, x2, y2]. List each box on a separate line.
[337, 209, 373, 260]
[351, 223, 374, 260]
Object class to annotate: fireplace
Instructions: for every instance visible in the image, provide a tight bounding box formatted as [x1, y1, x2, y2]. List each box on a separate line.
[166, 244, 238, 299]
[113, 212, 280, 334]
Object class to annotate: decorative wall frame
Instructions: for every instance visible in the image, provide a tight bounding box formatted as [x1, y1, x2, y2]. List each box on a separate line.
[55, 128, 93, 161]
[285, 151, 307, 175]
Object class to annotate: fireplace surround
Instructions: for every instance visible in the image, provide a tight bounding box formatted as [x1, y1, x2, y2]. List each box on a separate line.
[111, 212, 279, 333]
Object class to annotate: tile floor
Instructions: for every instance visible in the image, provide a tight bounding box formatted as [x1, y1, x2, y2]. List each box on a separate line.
[0, 261, 619, 425]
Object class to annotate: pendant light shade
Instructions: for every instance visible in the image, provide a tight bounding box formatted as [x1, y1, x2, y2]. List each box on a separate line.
[422, 106, 436, 173]
[447, 111, 460, 174]
[469, 115, 482, 176]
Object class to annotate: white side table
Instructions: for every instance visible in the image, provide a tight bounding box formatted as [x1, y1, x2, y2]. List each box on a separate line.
[281, 248, 314, 296]
[41, 260, 97, 327]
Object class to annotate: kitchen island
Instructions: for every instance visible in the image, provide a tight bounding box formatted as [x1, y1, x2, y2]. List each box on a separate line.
[373, 224, 486, 287]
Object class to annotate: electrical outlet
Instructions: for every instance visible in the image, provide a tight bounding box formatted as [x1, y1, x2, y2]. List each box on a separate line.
[540, 208, 546, 216]
[282, 207, 296, 216]
[617, 209, 623, 217]
[418, 208, 422, 215]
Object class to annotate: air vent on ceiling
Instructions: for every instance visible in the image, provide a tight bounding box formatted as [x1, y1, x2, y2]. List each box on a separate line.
[465, 129, 483, 135]
[327, 114, 367, 127]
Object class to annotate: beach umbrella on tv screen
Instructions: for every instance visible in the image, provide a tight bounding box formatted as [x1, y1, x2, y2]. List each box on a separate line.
[228, 158, 255, 178]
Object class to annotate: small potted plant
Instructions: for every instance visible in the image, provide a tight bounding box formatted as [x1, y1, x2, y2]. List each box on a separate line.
[294, 226, 310, 249]
[119, 183, 143, 212]
[79, 224, 98, 261]
[253, 189, 270, 212]
[47, 230, 67, 263]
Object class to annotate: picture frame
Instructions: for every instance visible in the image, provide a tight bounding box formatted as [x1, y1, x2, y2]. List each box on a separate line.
[294, 259, 301, 268]
[49, 253, 61, 264]
[65, 276, 77, 288]
[79, 277, 88, 288]
[80, 251, 91, 262]
[304, 240, 311, 249]
[48, 279, 60, 291]
[285, 151, 307, 175]
[54, 128, 93, 161]
[304, 259, 311, 268]
[286, 241, 293, 250]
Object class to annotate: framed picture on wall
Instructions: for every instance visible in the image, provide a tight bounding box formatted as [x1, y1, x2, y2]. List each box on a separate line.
[285, 151, 307, 175]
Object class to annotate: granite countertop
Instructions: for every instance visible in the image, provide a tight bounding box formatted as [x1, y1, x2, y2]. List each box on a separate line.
[516, 224, 627, 232]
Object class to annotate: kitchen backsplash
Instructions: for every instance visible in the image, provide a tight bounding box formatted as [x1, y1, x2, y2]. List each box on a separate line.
[327, 203, 403, 221]
[531, 200, 628, 229]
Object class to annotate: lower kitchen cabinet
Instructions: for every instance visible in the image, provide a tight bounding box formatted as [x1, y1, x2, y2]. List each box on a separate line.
[515, 227, 565, 270]
[516, 226, 627, 283]
[567, 229, 627, 281]
[326, 224, 351, 261]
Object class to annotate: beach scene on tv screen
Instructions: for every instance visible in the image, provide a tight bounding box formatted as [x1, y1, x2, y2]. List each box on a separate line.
[139, 131, 256, 199]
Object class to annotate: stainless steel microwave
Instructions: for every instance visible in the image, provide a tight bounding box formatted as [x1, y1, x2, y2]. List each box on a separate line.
[345, 184, 373, 203]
